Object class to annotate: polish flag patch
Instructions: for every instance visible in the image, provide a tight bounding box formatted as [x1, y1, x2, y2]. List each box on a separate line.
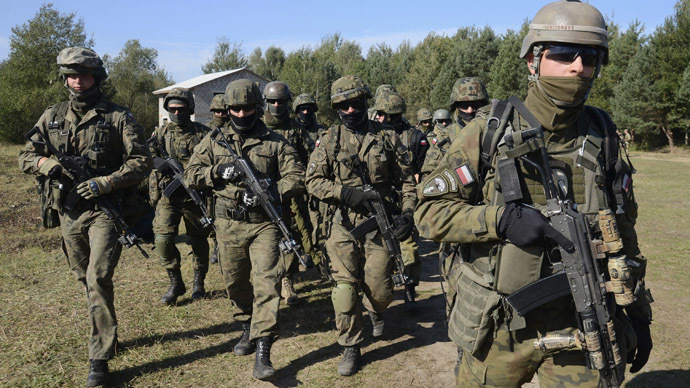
[455, 164, 475, 186]
[432, 138, 438, 145]
[315, 139, 321, 147]
[420, 139, 428, 146]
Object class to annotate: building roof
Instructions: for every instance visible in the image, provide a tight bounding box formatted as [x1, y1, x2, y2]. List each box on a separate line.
[153, 67, 259, 95]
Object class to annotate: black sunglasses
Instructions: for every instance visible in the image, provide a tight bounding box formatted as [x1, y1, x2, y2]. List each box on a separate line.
[335, 99, 367, 112]
[297, 105, 314, 113]
[455, 101, 483, 111]
[420, 120, 432, 125]
[544, 44, 599, 67]
[266, 99, 287, 105]
[228, 105, 255, 113]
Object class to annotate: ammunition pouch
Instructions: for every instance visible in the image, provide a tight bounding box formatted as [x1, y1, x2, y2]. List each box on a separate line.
[36, 175, 64, 229]
[493, 243, 545, 295]
[447, 261, 502, 357]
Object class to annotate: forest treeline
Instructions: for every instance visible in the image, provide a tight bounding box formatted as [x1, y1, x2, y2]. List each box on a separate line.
[1, 2, 690, 149]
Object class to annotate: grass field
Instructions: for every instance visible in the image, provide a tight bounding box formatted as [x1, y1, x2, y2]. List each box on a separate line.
[1, 143, 688, 387]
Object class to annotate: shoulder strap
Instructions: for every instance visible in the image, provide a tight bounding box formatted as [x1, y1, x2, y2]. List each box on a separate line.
[49, 101, 70, 129]
[479, 98, 512, 178]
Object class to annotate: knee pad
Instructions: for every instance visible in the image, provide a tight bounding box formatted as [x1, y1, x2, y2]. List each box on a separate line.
[154, 234, 178, 260]
[331, 282, 357, 314]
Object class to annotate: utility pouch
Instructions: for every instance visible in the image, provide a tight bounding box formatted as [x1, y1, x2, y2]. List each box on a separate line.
[447, 262, 502, 356]
[493, 243, 544, 295]
[36, 175, 62, 228]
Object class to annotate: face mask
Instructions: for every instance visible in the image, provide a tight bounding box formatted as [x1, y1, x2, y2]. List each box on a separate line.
[456, 109, 476, 124]
[298, 111, 315, 126]
[169, 112, 191, 125]
[338, 108, 368, 131]
[537, 76, 592, 108]
[266, 101, 289, 117]
[211, 116, 228, 128]
[67, 82, 101, 112]
[230, 111, 258, 132]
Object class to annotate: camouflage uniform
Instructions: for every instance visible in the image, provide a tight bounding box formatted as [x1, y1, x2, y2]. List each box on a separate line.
[184, 81, 305, 344]
[293, 93, 326, 146]
[306, 75, 416, 375]
[19, 47, 152, 384]
[372, 92, 429, 290]
[416, 107, 433, 134]
[150, 88, 211, 304]
[415, 3, 653, 386]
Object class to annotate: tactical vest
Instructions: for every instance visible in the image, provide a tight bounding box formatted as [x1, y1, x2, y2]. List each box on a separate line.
[157, 121, 206, 164]
[447, 98, 634, 354]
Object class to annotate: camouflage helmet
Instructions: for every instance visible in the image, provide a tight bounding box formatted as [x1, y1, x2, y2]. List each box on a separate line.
[375, 84, 398, 100]
[164, 87, 195, 112]
[373, 93, 406, 115]
[449, 77, 489, 108]
[330, 75, 371, 106]
[210, 94, 225, 111]
[263, 81, 291, 101]
[57, 47, 107, 80]
[417, 108, 433, 123]
[432, 109, 451, 122]
[292, 93, 318, 113]
[520, 0, 609, 64]
[224, 79, 263, 107]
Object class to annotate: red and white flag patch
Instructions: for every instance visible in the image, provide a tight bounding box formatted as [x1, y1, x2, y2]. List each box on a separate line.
[455, 164, 475, 186]
[622, 173, 631, 192]
[315, 139, 321, 147]
[420, 139, 428, 146]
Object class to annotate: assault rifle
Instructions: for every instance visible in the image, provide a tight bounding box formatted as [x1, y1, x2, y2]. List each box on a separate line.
[346, 155, 415, 303]
[499, 97, 629, 388]
[147, 136, 214, 231]
[25, 127, 150, 258]
[212, 128, 313, 269]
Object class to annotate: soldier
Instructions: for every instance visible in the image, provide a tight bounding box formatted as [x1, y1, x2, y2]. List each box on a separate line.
[306, 75, 416, 376]
[185, 79, 305, 380]
[262, 81, 314, 305]
[415, 1, 653, 386]
[449, 77, 490, 128]
[372, 91, 429, 304]
[420, 109, 453, 179]
[293, 93, 326, 146]
[150, 88, 211, 305]
[19, 47, 152, 387]
[207, 93, 227, 264]
[416, 108, 433, 134]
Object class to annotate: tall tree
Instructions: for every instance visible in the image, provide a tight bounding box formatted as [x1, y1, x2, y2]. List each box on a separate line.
[487, 21, 529, 101]
[201, 37, 247, 74]
[0, 3, 93, 143]
[104, 39, 172, 134]
[248, 46, 286, 80]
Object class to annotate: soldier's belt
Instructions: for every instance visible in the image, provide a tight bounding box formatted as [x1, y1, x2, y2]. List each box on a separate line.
[215, 206, 269, 223]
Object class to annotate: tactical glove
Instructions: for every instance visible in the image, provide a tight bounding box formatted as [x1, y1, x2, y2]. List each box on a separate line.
[38, 158, 63, 179]
[393, 212, 415, 241]
[242, 191, 260, 208]
[214, 162, 243, 181]
[628, 317, 653, 373]
[153, 156, 174, 176]
[498, 203, 575, 252]
[340, 185, 377, 209]
[76, 176, 114, 199]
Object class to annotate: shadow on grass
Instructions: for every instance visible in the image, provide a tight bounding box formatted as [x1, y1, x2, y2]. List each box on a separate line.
[626, 369, 690, 387]
[117, 321, 239, 352]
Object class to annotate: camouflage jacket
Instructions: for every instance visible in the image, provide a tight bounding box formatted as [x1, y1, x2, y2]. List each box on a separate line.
[264, 112, 313, 165]
[184, 121, 305, 215]
[395, 121, 429, 176]
[306, 120, 416, 228]
[414, 99, 651, 319]
[19, 96, 152, 210]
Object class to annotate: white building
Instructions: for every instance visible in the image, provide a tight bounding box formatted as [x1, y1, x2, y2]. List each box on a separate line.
[152, 68, 270, 128]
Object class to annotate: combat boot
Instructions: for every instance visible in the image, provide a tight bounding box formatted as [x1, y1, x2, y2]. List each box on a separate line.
[337, 345, 360, 376]
[253, 337, 275, 380]
[160, 268, 186, 305]
[86, 359, 108, 387]
[368, 310, 384, 338]
[190, 270, 206, 301]
[281, 275, 300, 306]
[234, 322, 253, 356]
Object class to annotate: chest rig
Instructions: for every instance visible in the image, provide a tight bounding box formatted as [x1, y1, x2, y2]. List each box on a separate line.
[158, 122, 205, 165]
[46, 101, 118, 175]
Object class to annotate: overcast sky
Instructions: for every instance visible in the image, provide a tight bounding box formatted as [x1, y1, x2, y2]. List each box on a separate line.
[1, 0, 679, 83]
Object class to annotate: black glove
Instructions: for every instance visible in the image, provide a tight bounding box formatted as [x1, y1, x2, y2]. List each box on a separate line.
[628, 317, 653, 373]
[340, 185, 377, 209]
[498, 203, 575, 252]
[153, 157, 173, 176]
[393, 212, 415, 241]
[214, 162, 243, 181]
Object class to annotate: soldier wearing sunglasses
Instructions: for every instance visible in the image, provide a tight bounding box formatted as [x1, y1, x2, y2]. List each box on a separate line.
[415, 1, 653, 387]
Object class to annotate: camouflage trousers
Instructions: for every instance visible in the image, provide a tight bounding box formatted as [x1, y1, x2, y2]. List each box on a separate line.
[400, 232, 421, 285]
[152, 198, 210, 273]
[456, 299, 600, 388]
[215, 218, 284, 341]
[59, 207, 122, 360]
[326, 223, 393, 346]
[307, 195, 330, 268]
[286, 194, 315, 274]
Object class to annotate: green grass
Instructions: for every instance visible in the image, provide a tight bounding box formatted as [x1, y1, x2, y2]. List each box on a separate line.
[1, 145, 688, 387]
